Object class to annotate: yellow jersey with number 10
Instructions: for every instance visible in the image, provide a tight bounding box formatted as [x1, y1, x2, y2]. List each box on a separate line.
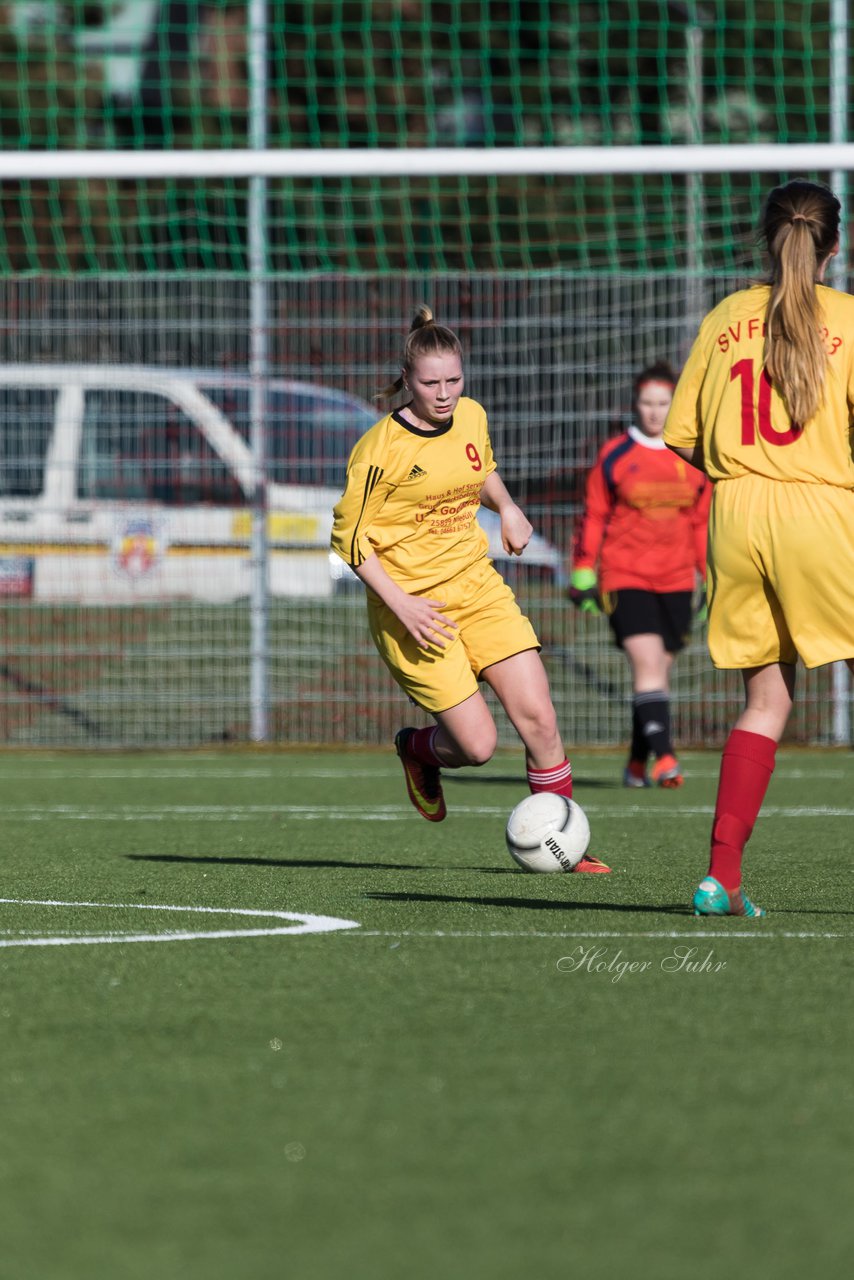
[331, 396, 497, 594]
[664, 283, 854, 489]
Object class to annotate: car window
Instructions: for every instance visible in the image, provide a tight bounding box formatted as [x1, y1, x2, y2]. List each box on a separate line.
[205, 384, 373, 487]
[266, 390, 371, 487]
[78, 389, 243, 506]
[0, 386, 55, 498]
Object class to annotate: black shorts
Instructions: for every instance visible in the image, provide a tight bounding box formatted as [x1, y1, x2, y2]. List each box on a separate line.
[602, 588, 693, 654]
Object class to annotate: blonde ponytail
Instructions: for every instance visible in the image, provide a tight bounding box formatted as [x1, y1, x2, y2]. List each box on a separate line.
[762, 181, 840, 425]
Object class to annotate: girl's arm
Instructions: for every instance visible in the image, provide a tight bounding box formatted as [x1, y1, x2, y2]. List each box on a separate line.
[480, 470, 532, 556]
[570, 447, 613, 572]
[353, 553, 457, 650]
[666, 441, 707, 471]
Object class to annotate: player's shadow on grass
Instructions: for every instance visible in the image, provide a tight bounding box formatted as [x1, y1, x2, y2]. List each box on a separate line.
[365, 890, 690, 914]
[126, 853, 634, 878]
[126, 853, 428, 872]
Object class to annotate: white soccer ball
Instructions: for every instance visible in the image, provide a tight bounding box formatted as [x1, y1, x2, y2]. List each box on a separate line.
[505, 792, 590, 873]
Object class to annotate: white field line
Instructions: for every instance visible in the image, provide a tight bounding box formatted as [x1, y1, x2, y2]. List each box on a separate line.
[0, 767, 847, 782]
[0, 900, 847, 946]
[0, 803, 851, 822]
[244, 766, 849, 781]
[347, 928, 854, 941]
[0, 769, 279, 780]
[0, 923, 850, 942]
[0, 898, 360, 948]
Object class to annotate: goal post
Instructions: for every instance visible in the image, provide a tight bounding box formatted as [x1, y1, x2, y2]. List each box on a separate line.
[5, 143, 854, 178]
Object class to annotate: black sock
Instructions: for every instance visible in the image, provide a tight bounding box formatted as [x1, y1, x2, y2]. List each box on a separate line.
[629, 706, 648, 763]
[632, 691, 672, 759]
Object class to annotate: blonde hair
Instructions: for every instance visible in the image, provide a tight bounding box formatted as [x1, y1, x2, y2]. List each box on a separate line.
[377, 306, 463, 403]
[762, 180, 840, 425]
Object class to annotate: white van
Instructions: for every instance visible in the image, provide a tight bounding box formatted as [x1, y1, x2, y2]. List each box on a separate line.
[0, 365, 563, 602]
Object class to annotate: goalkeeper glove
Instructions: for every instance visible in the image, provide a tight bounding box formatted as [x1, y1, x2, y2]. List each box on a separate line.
[568, 568, 601, 614]
[694, 584, 708, 624]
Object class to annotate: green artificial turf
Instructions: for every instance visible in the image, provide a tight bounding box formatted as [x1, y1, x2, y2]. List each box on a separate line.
[0, 748, 851, 1280]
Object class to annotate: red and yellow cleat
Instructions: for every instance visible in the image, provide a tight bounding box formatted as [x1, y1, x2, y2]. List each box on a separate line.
[394, 728, 447, 822]
[574, 853, 611, 874]
[652, 753, 683, 789]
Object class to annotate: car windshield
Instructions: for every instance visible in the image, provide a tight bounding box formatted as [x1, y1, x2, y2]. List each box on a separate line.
[78, 388, 244, 506]
[204, 384, 374, 487]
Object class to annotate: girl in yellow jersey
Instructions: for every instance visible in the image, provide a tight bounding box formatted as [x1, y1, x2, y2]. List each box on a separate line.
[664, 179, 854, 917]
[331, 307, 609, 871]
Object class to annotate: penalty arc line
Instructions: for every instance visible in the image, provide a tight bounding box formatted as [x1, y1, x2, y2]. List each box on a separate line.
[0, 898, 361, 948]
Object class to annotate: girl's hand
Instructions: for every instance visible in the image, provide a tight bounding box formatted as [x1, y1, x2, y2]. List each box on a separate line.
[499, 503, 533, 556]
[394, 593, 458, 649]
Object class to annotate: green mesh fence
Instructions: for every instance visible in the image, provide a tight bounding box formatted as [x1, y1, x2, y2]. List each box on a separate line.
[0, 1, 847, 274]
[0, 3, 851, 748]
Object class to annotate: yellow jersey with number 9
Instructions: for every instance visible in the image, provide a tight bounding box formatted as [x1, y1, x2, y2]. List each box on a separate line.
[664, 283, 854, 489]
[331, 396, 497, 593]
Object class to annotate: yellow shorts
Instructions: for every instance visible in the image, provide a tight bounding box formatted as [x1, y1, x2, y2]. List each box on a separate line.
[708, 474, 854, 669]
[367, 558, 540, 714]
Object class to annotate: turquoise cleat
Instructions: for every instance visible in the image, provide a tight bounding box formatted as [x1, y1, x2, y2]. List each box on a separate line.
[692, 875, 766, 918]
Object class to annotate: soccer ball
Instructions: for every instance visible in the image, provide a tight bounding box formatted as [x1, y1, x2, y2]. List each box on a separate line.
[505, 792, 590, 873]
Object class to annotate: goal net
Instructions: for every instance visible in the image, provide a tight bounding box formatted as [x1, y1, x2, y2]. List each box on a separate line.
[0, 2, 850, 748]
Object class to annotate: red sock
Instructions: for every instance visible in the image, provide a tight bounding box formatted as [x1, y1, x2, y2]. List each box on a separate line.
[527, 759, 573, 799]
[406, 726, 442, 767]
[708, 729, 776, 890]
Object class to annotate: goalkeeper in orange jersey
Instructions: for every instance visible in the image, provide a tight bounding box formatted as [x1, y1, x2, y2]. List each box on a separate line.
[665, 178, 854, 918]
[331, 306, 609, 871]
[569, 363, 711, 788]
